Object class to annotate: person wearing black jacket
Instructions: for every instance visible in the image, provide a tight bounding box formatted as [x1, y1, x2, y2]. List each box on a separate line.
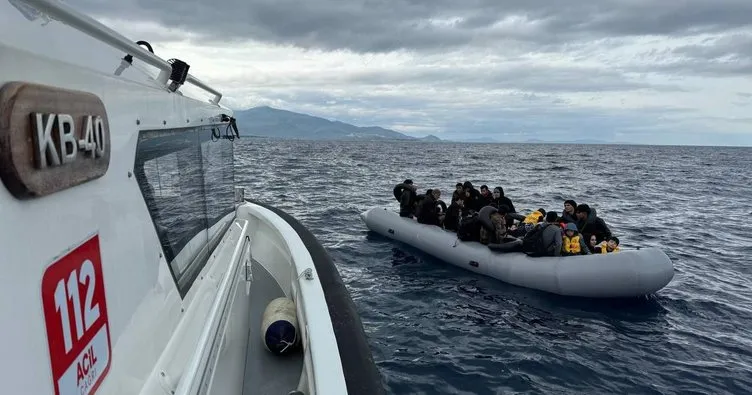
[560, 199, 577, 223]
[490, 187, 516, 227]
[574, 204, 612, 244]
[462, 181, 483, 211]
[491, 187, 516, 213]
[394, 179, 417, 218]
[443, 197, 464, 231]
[451, 183, 464, 202]
[417, 189, 444, 226]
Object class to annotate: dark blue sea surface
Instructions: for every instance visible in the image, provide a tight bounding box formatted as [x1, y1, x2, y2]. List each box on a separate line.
[234, 139, 752, 395]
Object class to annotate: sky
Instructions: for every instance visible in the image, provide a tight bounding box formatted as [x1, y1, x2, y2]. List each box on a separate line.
[60, 1, 752, 144]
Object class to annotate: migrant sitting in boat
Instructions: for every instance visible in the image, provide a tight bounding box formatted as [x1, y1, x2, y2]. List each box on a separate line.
[416, 189, 445, 226]
[560, 199, 578, 223]
[392, 179, 619, 258]
[562, 223, 590, 256]
[597, 236, 620, 253]
[574, 203, 612, 245]
[478, 206, 517, 247]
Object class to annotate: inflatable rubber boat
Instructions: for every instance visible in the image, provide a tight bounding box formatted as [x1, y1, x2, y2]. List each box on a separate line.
[360, 207, 675, 298]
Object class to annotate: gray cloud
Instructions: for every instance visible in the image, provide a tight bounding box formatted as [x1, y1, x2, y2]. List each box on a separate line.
[632, 33, 752, 76]
[50, 0, 752, 145]
[226, 85, 701, 141]
[341, 65, 684, 93]
[70, 0, 752, 53]
[208, 59, 683, 96]
[674, 33, 752, 60]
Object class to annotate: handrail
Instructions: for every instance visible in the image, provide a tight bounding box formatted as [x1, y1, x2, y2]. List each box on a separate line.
[174, 219, 249, 395]
[186, 75, 223, 104]
[19, 0, 223, 105]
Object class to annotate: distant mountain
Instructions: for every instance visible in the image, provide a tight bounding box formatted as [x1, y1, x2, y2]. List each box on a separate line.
[420, 134, 442, 142]
[231, 107, 634, 144]
[233, 106, 441, 141]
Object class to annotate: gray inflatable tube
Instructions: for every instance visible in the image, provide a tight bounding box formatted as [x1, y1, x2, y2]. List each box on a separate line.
[360, 207, 675, 298]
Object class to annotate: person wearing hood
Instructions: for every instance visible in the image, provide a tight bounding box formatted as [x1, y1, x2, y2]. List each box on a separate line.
[562, 222, 590, 256]
[491, 187, 516, 212]
[560, 199, 578, 223]
[417, 189, 444, 226]
[462, 181, 483, 211]
[575, 204, 612, 244]
[491, 187, 517, 225]
[394, 179, 417, 218]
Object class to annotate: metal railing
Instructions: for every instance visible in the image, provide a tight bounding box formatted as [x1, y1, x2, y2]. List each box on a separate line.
[174, 220, 250, 395]
[20, 0, 223, 105]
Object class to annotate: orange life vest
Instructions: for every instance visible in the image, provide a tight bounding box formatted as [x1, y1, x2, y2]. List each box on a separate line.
[523, 211, 543, 224]
[599, 243, 620, 253]
[562, 235, 581, 254]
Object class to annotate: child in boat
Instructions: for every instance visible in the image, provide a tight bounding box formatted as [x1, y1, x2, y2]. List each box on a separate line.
[597, 236, 621, 253]
[587, 234, 598, 253]
[561, 223, 590, 256]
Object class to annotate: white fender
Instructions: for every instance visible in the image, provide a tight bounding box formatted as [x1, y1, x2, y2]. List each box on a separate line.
[261, 297, 300, 355]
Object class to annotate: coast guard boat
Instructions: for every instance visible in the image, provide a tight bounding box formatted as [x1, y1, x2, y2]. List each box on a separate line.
[0, 1, 384, 394]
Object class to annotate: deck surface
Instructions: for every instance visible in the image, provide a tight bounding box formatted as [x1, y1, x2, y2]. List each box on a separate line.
[243, 260, 303, 395]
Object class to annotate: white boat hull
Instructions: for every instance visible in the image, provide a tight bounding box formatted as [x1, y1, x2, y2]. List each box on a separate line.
[0, 1, 384, 393]
[361, 207, 675, 298]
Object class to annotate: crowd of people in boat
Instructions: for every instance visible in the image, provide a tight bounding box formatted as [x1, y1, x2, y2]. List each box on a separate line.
[393, 179, 621, 257]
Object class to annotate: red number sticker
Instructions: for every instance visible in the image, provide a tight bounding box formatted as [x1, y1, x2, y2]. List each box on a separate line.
[41, 234, 112, 395]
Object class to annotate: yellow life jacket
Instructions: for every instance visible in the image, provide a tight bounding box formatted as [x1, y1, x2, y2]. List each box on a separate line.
[562, 235, 581, 254]
[523, 211, 543, 224]
[599, 243, 620, 253]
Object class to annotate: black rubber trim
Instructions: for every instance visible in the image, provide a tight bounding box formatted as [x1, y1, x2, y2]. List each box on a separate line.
[247, 199, 386, 394]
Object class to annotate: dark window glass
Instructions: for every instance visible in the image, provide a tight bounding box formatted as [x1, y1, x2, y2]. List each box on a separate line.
[200, 127, 236, 230]
[134, 125, 235, 296]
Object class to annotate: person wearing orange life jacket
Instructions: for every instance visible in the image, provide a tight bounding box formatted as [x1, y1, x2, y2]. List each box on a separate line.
[561, 223, 590, 256]
[523, 208, 546, 224]
[510, 208, 547, 238]
[597, 236, 621, 253]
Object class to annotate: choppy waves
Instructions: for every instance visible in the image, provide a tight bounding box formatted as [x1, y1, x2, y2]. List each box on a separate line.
[235, 139, 752, 394]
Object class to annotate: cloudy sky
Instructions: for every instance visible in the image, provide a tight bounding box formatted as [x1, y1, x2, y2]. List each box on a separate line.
[71, 1, 752, 144]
